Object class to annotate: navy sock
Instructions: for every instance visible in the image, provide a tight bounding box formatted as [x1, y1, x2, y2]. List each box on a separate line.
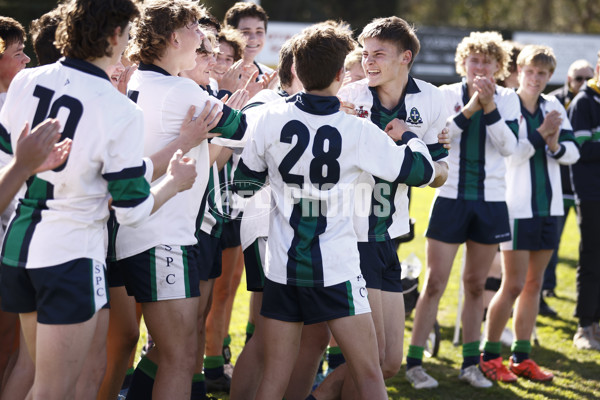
[512, 351, 529, 364]
[327, 348, 345, 370]
[121, 367, 134, 390]
[190, 374, 206, 400]
[461, 355, 480, 370]
[125, 358, 156, 400]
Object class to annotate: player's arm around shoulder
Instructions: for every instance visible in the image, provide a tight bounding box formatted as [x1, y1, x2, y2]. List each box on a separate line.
[357, 118, 434, 187]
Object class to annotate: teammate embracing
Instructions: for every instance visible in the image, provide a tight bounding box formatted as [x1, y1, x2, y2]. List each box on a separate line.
[234, 23, 435, 400]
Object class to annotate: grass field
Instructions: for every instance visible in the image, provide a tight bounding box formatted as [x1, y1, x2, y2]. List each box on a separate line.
[141, 186, 600, 399]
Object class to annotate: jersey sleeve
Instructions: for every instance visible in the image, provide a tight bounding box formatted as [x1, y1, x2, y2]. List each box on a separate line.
[233, 113, 268, 197]
[569, 94, 600, 162]
[102, 110, 154, 227]
[550, 100, 579, 165]
[484, 89, 519, 156]
[422, 89, 450, 162]
[357, 123, 434, 187]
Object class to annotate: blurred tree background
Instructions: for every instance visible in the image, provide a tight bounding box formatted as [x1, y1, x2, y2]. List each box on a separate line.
[1, 0, 599, 35]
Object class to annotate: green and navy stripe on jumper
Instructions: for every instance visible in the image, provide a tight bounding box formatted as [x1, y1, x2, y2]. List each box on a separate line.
[213, 104, 247, 141]
[522, 99, 578, 217]
[523, 104, 553, 217]
[1, 176, 53, 267]
[455, 82, 517, 200]
[199, 169, 224, 239]
[286, 198, 327, 287]
[365, 81, 441, 241]
[195, 183, 210, 238]
[233, 158, 267, 198]
[0, 123, 12, 155]
[102, 165, 150, 208]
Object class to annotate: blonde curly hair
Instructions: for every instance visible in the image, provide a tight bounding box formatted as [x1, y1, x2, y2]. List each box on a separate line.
[455, 31, 510, 80]
[128, 0, 204, 64]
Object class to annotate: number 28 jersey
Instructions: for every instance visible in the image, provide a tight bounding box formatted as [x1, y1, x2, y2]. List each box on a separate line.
[0, 58, 154, 269]
[235, 93, 434, 287]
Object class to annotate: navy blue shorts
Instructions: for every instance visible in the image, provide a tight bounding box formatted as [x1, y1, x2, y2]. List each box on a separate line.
[120, 245, 200, 303]
[426, 197, 511, 244]
[358, 240, 403, 292]
[243, 237, 267, 292]
[220, 219, 241, 249]
[107, 260, 125, 288]
[195, 230, 222, 280]
[261, 276, 371, 325]
[501, 216, 560, 251]
[0, 258, 108, 324]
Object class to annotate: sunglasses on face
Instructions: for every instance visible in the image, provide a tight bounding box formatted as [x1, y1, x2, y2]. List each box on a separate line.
[574, 75, 593, 82]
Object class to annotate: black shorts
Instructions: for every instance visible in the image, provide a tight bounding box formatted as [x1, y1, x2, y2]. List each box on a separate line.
[501, 216, 560, 251]
[0, 258, 108, 324]
[261, 276, 371, 325]
[196, 230, 222, 280]
[220, 219, 241, 249]
[358, 240, 403, 292]
[243, 237, 267, 292]
[426, 197, 511, 244]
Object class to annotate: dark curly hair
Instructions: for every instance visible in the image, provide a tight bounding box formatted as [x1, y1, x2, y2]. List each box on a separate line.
[55, 0, 139, 60]
[128, 0, 203, 64]
[30, 5, 65, 65]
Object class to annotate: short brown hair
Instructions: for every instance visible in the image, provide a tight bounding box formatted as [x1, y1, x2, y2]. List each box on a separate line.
[0, 16, 26, 57]
[30, 5, 65, 65]
[293, 25, 355, 91]
[129, 0, 203, 64]
[217, 27, 244, 61]
[224, 2, 268, 32]
[277, 36, 296, 88]
[455, 31, 510, 80]
[517, 44, 557, 74]
[55, 0, 139, 60]
[358, 17, 420, 68]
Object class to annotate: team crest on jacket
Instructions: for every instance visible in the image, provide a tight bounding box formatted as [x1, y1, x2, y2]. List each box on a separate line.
[407, 107, 423, 125]
[356, 106, 369, 119]
[454, 102, 461, 112]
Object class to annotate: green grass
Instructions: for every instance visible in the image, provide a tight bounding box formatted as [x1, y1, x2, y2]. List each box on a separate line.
[140, 187, 600, 399]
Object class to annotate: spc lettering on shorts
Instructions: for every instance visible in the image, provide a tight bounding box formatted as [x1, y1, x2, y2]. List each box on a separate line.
[0, 258, 108, 324]
[120, 244, 200, 302]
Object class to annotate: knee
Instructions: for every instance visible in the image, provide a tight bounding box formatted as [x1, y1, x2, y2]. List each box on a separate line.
[421, 277, 446, 300]
[463, 276, 485, 298]
[380, 356, 402, 379]
[122, 326, 140, 351]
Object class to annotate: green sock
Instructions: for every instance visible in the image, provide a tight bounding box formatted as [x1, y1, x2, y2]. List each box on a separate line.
[482, 341, 501, 361]
[204, 355, 225, 369]
[406, 345, 424, 370]
[461, 341, 480, 369]
[246, 322, 255, 335]
[407, 344, 425, 360]
[511, 339, 531, 354]
[223, 334, 232, 348]
[136, 356, 158, 379]
[192, 373, 205, 382]
[462, 341, 480, 358]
